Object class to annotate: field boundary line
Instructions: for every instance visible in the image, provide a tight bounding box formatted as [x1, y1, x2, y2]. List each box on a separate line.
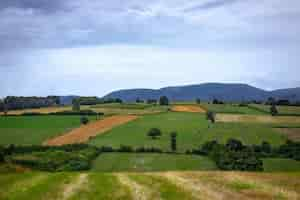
[44, 115, 138, 146]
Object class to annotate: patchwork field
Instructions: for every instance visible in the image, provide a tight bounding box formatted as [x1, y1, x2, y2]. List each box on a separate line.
[91, 153, 217, 172]
[200, 103, 265, 115]
[0, 171, 299, 200]
[45, 115, 138, 146]
[171, 105, 206, 113]
[0, 116, 94, 145]
[89, 112, 286, 152]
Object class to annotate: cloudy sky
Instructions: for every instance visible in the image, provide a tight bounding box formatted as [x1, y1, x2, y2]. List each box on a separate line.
[1, 0, 300, 97]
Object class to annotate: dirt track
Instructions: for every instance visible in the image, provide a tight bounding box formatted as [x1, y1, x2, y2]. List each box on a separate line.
[45, 115, 138, 146]
[171, 105, 206, 113]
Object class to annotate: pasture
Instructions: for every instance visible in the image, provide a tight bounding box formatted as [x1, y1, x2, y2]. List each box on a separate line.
[263, 158, 300, 172]
[89, 112, 286, 152]
[0, 171, 299, 200]
[91, 153, 217, 172]
[0, 115, 96, 145]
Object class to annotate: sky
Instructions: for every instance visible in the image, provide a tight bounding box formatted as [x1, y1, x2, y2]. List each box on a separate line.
[1, 0, 300, 97]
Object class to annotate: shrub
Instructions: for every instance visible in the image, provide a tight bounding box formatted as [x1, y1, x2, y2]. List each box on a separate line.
[159, 96, 169, 106]
[9, 145, 99, 172]
[0, 149, 4, 163]
[99, 146, 115, 152]
[170, 132, 177, 152]
[206, 111, 216, 123]
[135, 147, 162, 153]
[226, 138, 244, 151]
[80, 116, 89, 125]
[270, 104, 278, 116]
[147, 128, 162, 139]
[118, 145, 134, 152]
[72, 99, 80, 111]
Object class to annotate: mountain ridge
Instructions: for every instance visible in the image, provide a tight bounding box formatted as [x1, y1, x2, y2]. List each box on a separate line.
[103, 83, 300, 102]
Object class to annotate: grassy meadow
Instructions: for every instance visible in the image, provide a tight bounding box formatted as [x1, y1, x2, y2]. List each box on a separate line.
[89, 112, 286, 152]
[91, 153, 217, 172]
[0, 115, 96, 145]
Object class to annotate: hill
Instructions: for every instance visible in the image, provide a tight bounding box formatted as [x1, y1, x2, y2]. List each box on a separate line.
[103, 83, 300, 102]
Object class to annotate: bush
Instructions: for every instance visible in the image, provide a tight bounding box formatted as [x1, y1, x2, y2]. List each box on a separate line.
[212, 99, 224, 104]
[159, 96, 169, 106]
[118, 145, 134, 152]
[206, 111, 216, 123]
[195, 139, 263, 171]
[135, 147, 162, 153]
[80, 116, 89, 125]
[0, 149, 4, 163]
[170, 132, 177, 152]
[226, 138, 244, 151]
[9, 145, 99, 172]
[99, 146, 115, 152]
[270, 104, 278, 116]
[147, 128, 162, 139]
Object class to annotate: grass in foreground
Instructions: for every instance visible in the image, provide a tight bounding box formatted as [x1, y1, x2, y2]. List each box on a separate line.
[0, 115, 96, 145]
[91, 153, 216, 172]
[0, 171, 299, 200]
[90, 112, 285, 152]
[263, 158, 300, 172]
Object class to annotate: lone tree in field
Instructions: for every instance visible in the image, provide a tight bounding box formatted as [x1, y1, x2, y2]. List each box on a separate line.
[196, 98, 201, 104]
[270, 104, 278, 116]
[0, 149, 4, 163]
[3, 103, 8, 116]
[72, 99, 80, 112]
[159, 96, 169, 106]
[147, 128, 162, 139]
[170, 131, 177, 152]
[206, 111, 216, 124]
[80, 116, 89, 125]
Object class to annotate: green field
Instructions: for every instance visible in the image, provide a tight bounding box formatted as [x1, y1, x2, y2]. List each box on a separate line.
[263, 158, 300, 172]
[90, 112, 286, 152]
[91, 153, 216, 172]
[249, 104, 300, 115]
[0, 116, 96, 145]
[200, 103, 265, 114]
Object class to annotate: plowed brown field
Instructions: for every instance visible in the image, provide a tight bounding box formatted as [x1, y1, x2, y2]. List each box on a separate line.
[45, 115, 138, 146]
[171, 105, 206, 113]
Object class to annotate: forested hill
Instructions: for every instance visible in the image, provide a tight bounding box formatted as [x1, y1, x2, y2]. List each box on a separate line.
[103, 83, 300, 102]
